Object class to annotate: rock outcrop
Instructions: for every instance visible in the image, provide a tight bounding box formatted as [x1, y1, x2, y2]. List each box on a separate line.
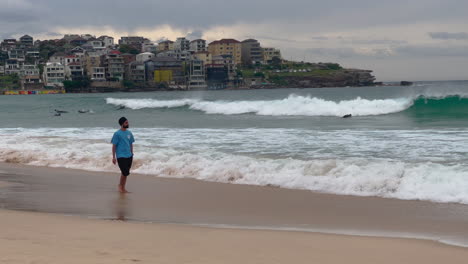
[271, 69, 376, 88]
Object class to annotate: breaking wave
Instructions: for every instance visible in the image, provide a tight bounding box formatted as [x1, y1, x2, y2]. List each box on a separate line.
[1, 128, 468, 204]
[106, 95, 468, 117]
[106, 95, 413, 116]
[107, 94, 468, 117]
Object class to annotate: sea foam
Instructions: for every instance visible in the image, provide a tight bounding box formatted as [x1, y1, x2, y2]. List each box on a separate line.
[1, 128, 468, 204]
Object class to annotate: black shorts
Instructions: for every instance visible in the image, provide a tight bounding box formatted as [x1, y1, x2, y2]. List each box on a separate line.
[117, 156, 133, 176]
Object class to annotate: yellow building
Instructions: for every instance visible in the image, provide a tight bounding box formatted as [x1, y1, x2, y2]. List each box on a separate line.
[207, 39, 242, 65]
[157, 40, 174, 52]
[192, 51, 212, 66]
[154, 70, 173, 82]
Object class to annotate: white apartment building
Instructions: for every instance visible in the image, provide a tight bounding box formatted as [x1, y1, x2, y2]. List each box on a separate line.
[189, 39, 207, 52]
[174, 37, 190, 51]
[21, 65, 40, 76]
[64, 55, 84, 80]
[4, 59, 21, 75]
[136, 52, 154, 63]
[43, 62, 65, 87]
[49, 53, 66, 64]
[91, 67, 106, 81]
[98, 36, 114, 47]
[187, 60, 207, 90]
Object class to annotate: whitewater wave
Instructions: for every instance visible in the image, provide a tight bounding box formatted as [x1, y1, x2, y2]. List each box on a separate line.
[106, 95, 414, 117]
[107, 98, 198, 109]
[1, 131, 468, 204]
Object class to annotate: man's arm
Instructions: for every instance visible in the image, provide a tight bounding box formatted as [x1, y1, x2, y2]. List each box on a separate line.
[112, 144, 117, 164]
[131, 144, 133, 156]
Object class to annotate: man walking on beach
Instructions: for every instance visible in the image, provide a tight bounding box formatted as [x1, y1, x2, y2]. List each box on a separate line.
[112, 117, 135, 193]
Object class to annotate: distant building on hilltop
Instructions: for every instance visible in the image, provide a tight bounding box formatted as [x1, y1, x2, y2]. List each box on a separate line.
[262, 47, 282, 64]
[187, 60, 207, 90]
[1, 39, 17, 52]
[19, 35, 34, 48]
[189, 39, 206, 52]
[43, 62, 65, 87]
[102, 50, 125, 81]
[98, 36, 114, 47]
[192, 51, 212, 66]
[119, 36, 147, 53]
[145, 56, 185, 86]
[208, 39, 242, 65]
[174, 37, 190, 51]
[241, 39, 263, 65]
[157, 40, 174, 52]
[136, 52, 154, 63]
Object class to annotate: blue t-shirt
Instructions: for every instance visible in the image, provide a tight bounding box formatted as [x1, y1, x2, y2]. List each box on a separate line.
[111, 129, 135, 158]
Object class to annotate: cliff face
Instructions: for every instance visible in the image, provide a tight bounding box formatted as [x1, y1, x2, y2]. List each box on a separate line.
[266, 69, 376, 88]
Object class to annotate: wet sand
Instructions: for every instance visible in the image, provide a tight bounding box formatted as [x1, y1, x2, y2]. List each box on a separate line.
[2, 208, 468, 264]
[1, 162, 468, 248]
[0, 180, 10, 188]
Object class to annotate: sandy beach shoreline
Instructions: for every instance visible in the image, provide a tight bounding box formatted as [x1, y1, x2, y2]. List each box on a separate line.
[1, 161, 468, 263]
[1, 208, 468, 264]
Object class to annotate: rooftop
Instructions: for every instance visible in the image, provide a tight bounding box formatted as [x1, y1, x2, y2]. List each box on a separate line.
[241, 39, 259, 43]
[209, 39, 240, 45]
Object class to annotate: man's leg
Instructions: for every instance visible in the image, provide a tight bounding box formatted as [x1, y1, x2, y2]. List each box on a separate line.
[119, 174, 128, 193]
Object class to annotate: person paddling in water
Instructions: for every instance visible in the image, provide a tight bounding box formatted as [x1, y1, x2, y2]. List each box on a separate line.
[111, 117, 135, 193]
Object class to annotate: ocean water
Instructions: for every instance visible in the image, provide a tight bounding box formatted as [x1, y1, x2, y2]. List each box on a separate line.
[1, 80, 468, 204]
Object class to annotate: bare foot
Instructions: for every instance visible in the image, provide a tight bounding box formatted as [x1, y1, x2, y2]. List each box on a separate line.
[118, 185, 126, 193]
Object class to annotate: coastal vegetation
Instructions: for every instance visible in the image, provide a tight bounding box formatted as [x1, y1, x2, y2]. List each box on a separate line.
[62, 76, 91, 91]
[237, 61, 373, 87]
[0, 74, 20, 89]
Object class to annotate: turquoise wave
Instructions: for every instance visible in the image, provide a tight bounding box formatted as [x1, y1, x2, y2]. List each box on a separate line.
[404, 96, 468, 118]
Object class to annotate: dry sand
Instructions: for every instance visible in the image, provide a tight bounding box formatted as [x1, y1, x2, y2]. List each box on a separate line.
[1, 209, 468, 264]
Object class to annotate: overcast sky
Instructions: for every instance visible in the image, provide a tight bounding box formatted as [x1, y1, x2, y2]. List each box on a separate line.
[1, 0, 467, 81]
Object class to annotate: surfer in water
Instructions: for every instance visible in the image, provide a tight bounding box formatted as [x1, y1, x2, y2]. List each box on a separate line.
[111, 117, 135, 193]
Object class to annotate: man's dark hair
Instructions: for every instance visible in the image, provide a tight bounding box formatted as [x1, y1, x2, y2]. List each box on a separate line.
[118, 117, 127, 126]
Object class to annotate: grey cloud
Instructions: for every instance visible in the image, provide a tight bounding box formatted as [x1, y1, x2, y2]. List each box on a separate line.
[342, 38, 407, 45]
[255, 36, 301, 43]
[311, 36, 329, 40]
[45, 32, 63, 37]
[186, 30, 203, 40]
[305, 48, 361, 59]
[255, 36, 328, 44]
[154, 37, 169, 43]
[21, 0, 468, 33]
[304, 47, 393, 59]
[396, 45, 468, 57]
[429, 32, 468, 40]
[0, 11, 39, 23]
[298, 44, 468, 61]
